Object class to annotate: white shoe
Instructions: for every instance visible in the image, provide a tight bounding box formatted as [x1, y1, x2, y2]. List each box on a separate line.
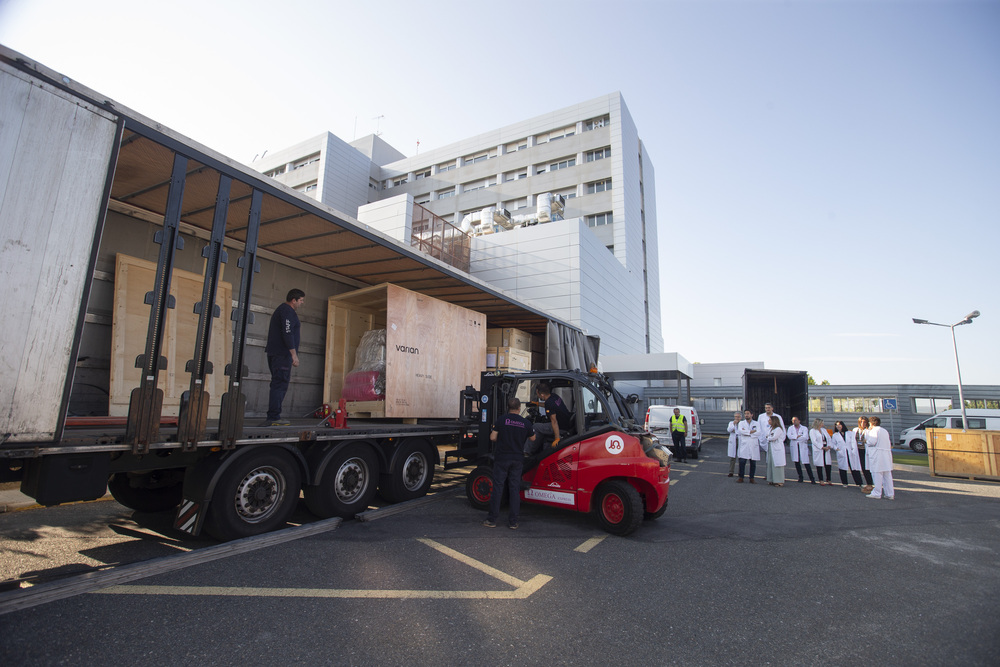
[866, 493, 881, 499]
[885, 496, 894, 500]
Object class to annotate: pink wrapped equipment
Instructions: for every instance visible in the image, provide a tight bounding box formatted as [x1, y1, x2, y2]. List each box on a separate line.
[342, 370, 384, 401]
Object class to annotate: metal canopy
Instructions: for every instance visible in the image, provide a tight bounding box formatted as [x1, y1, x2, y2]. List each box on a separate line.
[108, 124, 570, 335]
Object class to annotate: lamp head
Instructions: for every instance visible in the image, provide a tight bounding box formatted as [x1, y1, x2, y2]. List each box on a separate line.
[965, 310, 981, 322]
[912, 318, 928, 325]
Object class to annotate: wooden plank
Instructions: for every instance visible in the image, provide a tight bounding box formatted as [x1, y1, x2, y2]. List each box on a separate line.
[109, 254, 232, 416]
[0, 63, 118, 441]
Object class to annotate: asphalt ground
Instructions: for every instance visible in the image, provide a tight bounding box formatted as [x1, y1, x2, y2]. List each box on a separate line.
[1, 437, 999, 666]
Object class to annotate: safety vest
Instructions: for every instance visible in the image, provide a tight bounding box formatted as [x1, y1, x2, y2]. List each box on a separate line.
[670, 414, 686, 432]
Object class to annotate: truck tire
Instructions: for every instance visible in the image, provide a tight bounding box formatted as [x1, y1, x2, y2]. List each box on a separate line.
[910, 439, 927, 454]
[108, 470, 183, 513]
[466, 466, 495, 511]
[304, 442, 379, 518]
[379, 439, 435, 503]
[593, 480, 643, 536]
[204, 447, 302, 541]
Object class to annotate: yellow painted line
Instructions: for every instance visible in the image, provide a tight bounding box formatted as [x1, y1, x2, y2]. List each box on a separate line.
[669, 479, 679, 485]
[93, 537, 553, 600]
[679, 470, 690, 476]
[416, 538, 524, 587]
[574, 535, 607, 553]
[94, 575, 553, 600]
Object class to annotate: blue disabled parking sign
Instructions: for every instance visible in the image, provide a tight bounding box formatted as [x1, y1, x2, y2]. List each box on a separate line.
[882, 398, 898, 411]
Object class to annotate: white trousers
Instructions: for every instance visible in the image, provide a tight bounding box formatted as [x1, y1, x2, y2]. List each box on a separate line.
[871, 471, 894, 498]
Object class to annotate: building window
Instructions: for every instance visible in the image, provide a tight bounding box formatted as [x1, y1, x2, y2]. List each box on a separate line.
[809, 397, 824, 413]
[415, 169, 431, 180]
[503, 169, 527, 182]
[832, 397, 884, 413]
[369, 178, 379, 191]
[538, 157, 576, 175]
[438, 162, 456, 172]
[506, 198, 527, 210]
[693, 397, 742, 411]
[462, 178, 496, 193]
[586, 146, 611, 162]
[265, 167, 285, 178]
[914, 397, 953, 414]
[295, 180, 318, 193]
[505, 139, 528, 153]
[393, 176, 408, 187]
[713, 378, 722, 387]
[551, 186, 577, 200]
[536, 125, 576, 144]
[586, 212, 613, 227]
[291, 153, 320, 170]
[584, 115, 610, 131]
[586, 178, 612, 194]
[965, 399, 1000, 409]
[415, 194, 430, 205]
[437, 188, 455, 199]
[463, 150, 496, 165]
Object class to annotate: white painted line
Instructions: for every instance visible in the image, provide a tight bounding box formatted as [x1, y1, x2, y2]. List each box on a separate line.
[574, 535, 607, 553]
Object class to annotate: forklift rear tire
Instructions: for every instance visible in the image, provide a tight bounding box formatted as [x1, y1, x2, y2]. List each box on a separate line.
[643, 497, 668, 521]
[594, 480, 643, 536]
[466, 466, 495, 511]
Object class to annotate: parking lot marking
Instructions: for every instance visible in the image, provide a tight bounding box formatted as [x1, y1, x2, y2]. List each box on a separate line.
[669, 479, 679, 485]
[93, 538, 553, 601]
[574, 536, 607, 553]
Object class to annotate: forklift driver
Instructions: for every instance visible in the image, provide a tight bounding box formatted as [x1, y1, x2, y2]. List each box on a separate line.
[533, 381, 573, 450]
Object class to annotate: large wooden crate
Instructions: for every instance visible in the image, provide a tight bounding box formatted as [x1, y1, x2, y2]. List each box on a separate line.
[323, 283, 486, 419]
[110, 254, 232, 416]
[927, 428, 1000, 482]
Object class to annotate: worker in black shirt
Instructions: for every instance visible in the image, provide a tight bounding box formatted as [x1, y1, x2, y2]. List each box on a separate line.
[484, 397, 536, 530]
[264, 288, 304, 426]
[534, 381, 573, 449]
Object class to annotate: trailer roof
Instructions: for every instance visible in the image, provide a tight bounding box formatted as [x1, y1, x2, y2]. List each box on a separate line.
[1, 46, 572, 336]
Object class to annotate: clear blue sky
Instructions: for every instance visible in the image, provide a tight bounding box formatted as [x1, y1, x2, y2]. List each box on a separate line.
[2, 0, 997, 385]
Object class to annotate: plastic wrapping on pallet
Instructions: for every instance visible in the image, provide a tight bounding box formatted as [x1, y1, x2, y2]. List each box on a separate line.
[342, 329, 386, 400]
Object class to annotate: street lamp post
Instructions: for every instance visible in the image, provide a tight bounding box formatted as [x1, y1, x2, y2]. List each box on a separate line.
[912, 310, 981, 431]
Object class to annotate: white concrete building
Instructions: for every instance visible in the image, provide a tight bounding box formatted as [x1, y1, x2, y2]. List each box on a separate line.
[253, 93, 662, 357]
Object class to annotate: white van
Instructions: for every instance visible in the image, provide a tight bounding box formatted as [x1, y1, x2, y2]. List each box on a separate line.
[645, 405, 701, 458]
[899, 409, 1000, 453]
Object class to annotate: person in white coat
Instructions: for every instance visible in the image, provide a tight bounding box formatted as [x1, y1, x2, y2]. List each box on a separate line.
[757, 403, 784, 482]
[736, 410, 759, 483]
[854, 416, 875, 493]
[726, 412, 741, 477]
[831, 420, 864, 488]
[765, 416, 786, 486]
[865, 416, 894, 499]
[810, 419, 834, 486]
[787, 416, 815, 483]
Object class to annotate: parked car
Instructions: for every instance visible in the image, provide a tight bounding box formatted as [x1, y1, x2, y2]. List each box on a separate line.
[645, 405, 701, 458]
[899, 409, 1000, 453]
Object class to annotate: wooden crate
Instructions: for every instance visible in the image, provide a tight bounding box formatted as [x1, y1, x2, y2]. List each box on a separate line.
[323, 283, 486, 419]
[110, 254, 232, 416]
[927, 428, 1000, 482]
[496, 347, 531, 372]
[486, 327, 532, 352]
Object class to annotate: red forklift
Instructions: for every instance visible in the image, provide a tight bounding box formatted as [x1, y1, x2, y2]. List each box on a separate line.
[452, 370, 671, 536]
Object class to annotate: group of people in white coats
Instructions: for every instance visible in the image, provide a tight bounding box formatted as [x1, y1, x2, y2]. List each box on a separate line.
[726, 405, 895, 499]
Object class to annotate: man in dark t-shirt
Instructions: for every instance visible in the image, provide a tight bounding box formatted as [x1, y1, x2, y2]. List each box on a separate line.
[485, 397, 535, 530]
[533, 381, 572, 449]
[264, 288, 304, 425]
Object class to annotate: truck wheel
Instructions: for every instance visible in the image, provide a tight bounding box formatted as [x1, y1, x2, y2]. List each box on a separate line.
[108, 471, 183, 513]
[911, 439, 927, 454]
[644, 497, 668, 521]
[466, 466, 495, 511]
[304, 443, 379, 518]
[593, 480, 643, 536]
[204, 448, 302, 541]
[379, 439, 434, 503]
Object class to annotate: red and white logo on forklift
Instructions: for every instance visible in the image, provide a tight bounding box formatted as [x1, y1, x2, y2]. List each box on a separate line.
[605, 434, 625, 455]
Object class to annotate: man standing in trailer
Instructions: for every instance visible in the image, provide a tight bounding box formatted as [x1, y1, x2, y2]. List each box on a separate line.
[264, 289, 305, 426]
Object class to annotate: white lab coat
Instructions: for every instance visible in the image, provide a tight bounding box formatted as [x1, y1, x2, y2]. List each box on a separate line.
[865, 425, 893, 473]
[737, 420, 759, 460]
[726, 420, 740, 458]
[810, 428, 832, 466]
[831, 431, 861, 471]
[787, 424, 810, 463]
[852, 427, 869, 468]
[766, 426, 787, 466]
[757, 412, 785, 446]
